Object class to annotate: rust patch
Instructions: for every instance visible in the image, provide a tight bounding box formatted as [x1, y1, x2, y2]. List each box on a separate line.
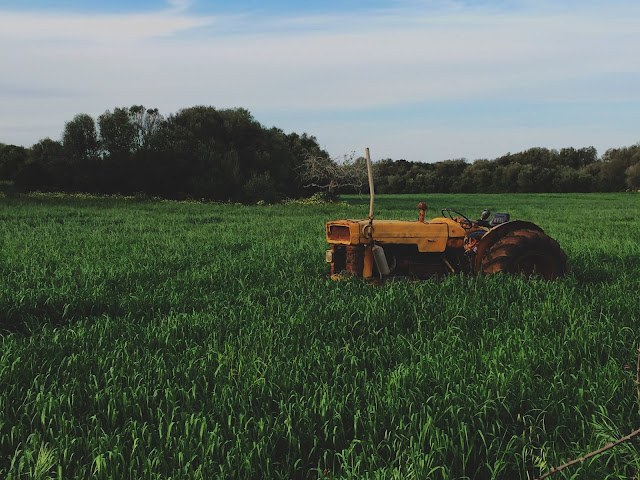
[446, 238, 464, 249]
[330, 245, 346, 276]
[345, 245, 364, 276]
[417, 202, 428, 223]
[327, 225, 351, 242]
[464, 236, 480, 253]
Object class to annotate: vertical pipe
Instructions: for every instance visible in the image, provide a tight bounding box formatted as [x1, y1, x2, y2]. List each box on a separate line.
[366, 148, 374, 218]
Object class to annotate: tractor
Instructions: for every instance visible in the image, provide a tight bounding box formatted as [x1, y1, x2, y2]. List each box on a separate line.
[325, 149, 568, 281]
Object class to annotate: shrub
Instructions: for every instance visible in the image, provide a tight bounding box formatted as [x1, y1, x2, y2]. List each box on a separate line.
[243, 172, 279, 204]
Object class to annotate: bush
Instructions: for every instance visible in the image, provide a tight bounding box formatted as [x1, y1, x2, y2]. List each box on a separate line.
[243, 172, 279, 204]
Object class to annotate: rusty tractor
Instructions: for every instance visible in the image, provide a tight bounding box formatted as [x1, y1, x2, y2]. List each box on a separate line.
[325, 149, 568, 281]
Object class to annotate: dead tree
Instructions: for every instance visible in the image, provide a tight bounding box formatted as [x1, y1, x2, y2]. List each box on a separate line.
[298, 152, 367, 199]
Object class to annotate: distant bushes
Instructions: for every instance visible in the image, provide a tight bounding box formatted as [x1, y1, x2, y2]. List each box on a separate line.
[370, 145, 640, 194]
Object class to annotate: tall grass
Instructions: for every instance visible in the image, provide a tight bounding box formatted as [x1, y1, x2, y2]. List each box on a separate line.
[1, 192, 639, 479]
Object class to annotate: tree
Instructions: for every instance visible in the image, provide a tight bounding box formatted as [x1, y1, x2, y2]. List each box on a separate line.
[518, 147, 556, 168]
[98, 108, 136, 157]
[458, 159, 495, 193]
[626, 163, 640, 190]
[243, 172, 279, 203]
[63, 113, 99, 163]
[434, 159, 468, 193]
[15, 138, 64, 191]
[558, 146, 597, 169]
[600, 145, 640, 191]
[552, 165, 581, 193]
[62, 113, 99, 191]
[129, 105, 164, 151]
[0, 144, 28, 181]
[298, 152, 367, 199]
[517, 164, 553, 193]
[97, 108, 138, 193]
[278, 131, 327, 197]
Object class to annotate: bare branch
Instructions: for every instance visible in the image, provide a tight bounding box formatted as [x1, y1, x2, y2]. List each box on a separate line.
[534, 346, 640, 480]
[534, 426, 640, 480]
[637, 346, 640, 414]
[297, 152, 367, 196]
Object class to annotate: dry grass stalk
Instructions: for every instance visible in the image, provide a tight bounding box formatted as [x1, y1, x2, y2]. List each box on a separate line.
[534, 346, 640, 480]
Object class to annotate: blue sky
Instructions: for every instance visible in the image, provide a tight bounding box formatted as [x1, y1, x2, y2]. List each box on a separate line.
[1, 0, 639, 162]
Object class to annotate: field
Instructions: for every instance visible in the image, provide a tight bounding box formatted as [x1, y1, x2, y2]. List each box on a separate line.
[1, 192, 640, 479]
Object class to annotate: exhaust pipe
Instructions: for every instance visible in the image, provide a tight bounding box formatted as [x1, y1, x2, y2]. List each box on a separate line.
[372, 244, 390, 276]
[366, 147, 374, 219]
[365, 148, 390, 277]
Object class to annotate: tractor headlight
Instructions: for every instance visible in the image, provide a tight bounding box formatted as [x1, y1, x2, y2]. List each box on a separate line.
[325, 250, 333, 262]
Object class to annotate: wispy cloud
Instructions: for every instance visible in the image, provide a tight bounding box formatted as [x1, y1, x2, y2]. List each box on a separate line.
[0, 1, 216, 42]
[1, 0, 639, 160]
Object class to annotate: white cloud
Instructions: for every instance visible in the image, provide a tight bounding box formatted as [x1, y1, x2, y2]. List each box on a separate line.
[0, 2, 216, 42]
[1, 0, 639, 159]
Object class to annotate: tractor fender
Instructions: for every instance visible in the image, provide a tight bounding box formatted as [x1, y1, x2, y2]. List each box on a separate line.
[473, 220, 545, 273]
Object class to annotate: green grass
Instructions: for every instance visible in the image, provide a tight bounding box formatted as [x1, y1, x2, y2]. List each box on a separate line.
[1, 192, 640, 479]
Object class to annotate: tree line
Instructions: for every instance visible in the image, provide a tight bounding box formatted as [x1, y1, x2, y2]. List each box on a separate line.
[0, 105, 639, 201]
[371, 145, 640, 194]
[0, 105, 328, 203]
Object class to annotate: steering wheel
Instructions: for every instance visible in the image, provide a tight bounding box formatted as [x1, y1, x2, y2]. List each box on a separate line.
[442, 208, 473, 229]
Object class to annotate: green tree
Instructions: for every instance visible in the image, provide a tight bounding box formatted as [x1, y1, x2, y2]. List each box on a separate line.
[519, 165, 554, 193]
[0, 144, 28, 181]
[458, 159, 495, 193]
[161, 106, 227, 197]
[243, 172, 279, 203]
[62, 113, 99, 190]
[434, 159, 468, 193]
[63, 113, 99, 163]
[558, 146, 597, 169]
[97, 108, 138, 193]
[600, 145, 640, 191]
[552, 165, 581, 193]
[280, 131, 327, 197]
[129, 105, 164, 151]
[98, 108, 136, 157]
[626, 163, 640, 190]
[501, 163, 522, 192]
[15, 138, 64, 190]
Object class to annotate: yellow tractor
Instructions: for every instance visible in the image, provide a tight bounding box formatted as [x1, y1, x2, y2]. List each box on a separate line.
[325, 150, 568, 281]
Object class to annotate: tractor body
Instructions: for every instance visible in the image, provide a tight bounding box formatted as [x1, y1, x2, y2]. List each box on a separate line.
[325, 206, 568, 280]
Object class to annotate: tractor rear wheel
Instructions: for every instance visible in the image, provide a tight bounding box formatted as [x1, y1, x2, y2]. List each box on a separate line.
[481, 228, 568, 280]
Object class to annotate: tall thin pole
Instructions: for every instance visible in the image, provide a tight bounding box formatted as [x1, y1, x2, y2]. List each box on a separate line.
[366, 148, 374, 218]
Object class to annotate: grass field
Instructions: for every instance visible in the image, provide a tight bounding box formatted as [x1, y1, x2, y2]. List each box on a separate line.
[1, 192, 640, 479]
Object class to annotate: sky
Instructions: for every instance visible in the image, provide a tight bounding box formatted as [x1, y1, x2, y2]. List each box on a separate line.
[1, 0, 639, 163]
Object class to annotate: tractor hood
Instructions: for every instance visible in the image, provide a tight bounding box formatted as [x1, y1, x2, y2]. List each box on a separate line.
[325, 218, 467, 253]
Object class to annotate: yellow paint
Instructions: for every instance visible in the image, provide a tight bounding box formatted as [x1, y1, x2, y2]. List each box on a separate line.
[326, 218, 469, 253]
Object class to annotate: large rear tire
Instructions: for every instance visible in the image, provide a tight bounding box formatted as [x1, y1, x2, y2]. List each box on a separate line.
[481, 228, 568, 280]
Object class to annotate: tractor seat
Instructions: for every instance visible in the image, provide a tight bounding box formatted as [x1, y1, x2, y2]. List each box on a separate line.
[489, 212, 510, 226]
